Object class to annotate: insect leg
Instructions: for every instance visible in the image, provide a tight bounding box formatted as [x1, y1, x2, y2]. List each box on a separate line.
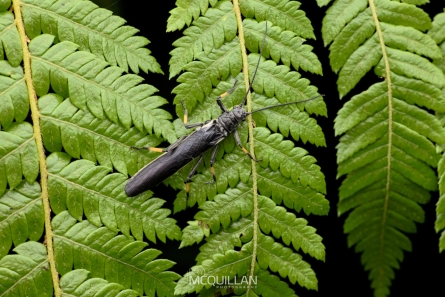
[180, 100, 205, 129]
[233, 130, 260, 162]
[185, 154, 204, 197]
[131, 146, 164, 153]
[216, 79, 238, 112]
[131, 135, 189, 153]
[205, 144, 219, 184]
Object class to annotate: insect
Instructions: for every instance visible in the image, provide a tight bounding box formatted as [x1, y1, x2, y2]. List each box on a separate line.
[125, 25, 322, 197]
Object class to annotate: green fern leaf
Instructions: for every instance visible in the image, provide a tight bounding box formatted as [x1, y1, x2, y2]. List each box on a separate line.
[437, 154, 445, 251]
[257, 167, 328, 216]
[0, 182, 43, 258]
[0, 122, 39, 195]
[256, 233, 317, 290]
[322, 0, 368, 46]
[0, 11, 22, 67]
[257, 195, 325, 260]
[240, 268, 298, 297]
[430, 11, 445, 253]
[169, 0, 237, 78]
[429, 11, 445, 44]
[46, 152, 181, 243]
[39, 94, 163, 176]
[329, 8, 374, 73]
[252, 93, 326, 146]
[0, 242, 52, 296]
[249, 54, 326, 116]
[29, 34, 176, 143]
[196, 216, 253, 264]
[52, 211, 180, 297]
[0, 60, 28, 130]
[175, 245, 252, 294]
[172, 37, 241, 112]
[187, 182, 253, 237]
[167, 0, 218, 32]
[254, 127, 326, 193]
[321, 0, 445, 295]
[60, 269, 142, 297]
[21, 0, 161, 74]
[243, 19, 322, 74]
[375, 48, 445, 86]
[239, 0, 315, 39]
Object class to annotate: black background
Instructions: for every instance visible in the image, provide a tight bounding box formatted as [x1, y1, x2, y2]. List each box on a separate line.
[91, 1, 445, 296]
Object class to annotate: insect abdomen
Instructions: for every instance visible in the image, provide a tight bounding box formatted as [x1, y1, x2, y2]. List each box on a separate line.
[125, 125, 221, 196]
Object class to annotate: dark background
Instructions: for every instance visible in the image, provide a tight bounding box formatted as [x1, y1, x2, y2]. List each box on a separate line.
[92, 1, 445, 296]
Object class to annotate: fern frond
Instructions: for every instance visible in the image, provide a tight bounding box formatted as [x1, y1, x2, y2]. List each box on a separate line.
[39, 94, 163, 176]
[52, 211, 180, 297]
[170, 1, 326, 295]
[21, 0, 161, 74]
[321, 0, 445, 295]
[0, 182, 43, 258]
[46, 152, 181, 243]
[1, 1, 182, 295]
[169, 0, 237, 78]
[0, 242, 52, 296]
[60, 269, 142, 297]
[29, 34, 176, 143]
[0, 122, 38, 195]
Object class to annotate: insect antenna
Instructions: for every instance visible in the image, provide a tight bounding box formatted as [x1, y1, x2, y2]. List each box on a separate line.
[246, 94, 324, 114]
[238, 22, 269, 107]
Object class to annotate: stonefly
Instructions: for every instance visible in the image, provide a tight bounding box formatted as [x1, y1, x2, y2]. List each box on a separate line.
[125, 24, 322, 197]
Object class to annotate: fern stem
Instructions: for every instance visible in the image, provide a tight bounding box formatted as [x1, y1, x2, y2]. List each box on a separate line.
[11, 1, 61, 296]
[233, 0, 258, 295]
[369, 0, 393, 276]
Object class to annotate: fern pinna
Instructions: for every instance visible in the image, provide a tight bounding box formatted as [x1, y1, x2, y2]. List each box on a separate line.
[0, 0, 182, 296]
[429, 10, 445, 254]
[167, 0, 328, 296]
[319, 0, 445, 296]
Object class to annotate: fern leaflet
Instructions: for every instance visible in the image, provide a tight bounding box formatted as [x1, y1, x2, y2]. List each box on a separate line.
[429, 10, 445, 253]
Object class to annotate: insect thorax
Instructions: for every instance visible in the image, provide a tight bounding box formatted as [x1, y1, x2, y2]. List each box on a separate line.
[217, 106, 247, 133]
